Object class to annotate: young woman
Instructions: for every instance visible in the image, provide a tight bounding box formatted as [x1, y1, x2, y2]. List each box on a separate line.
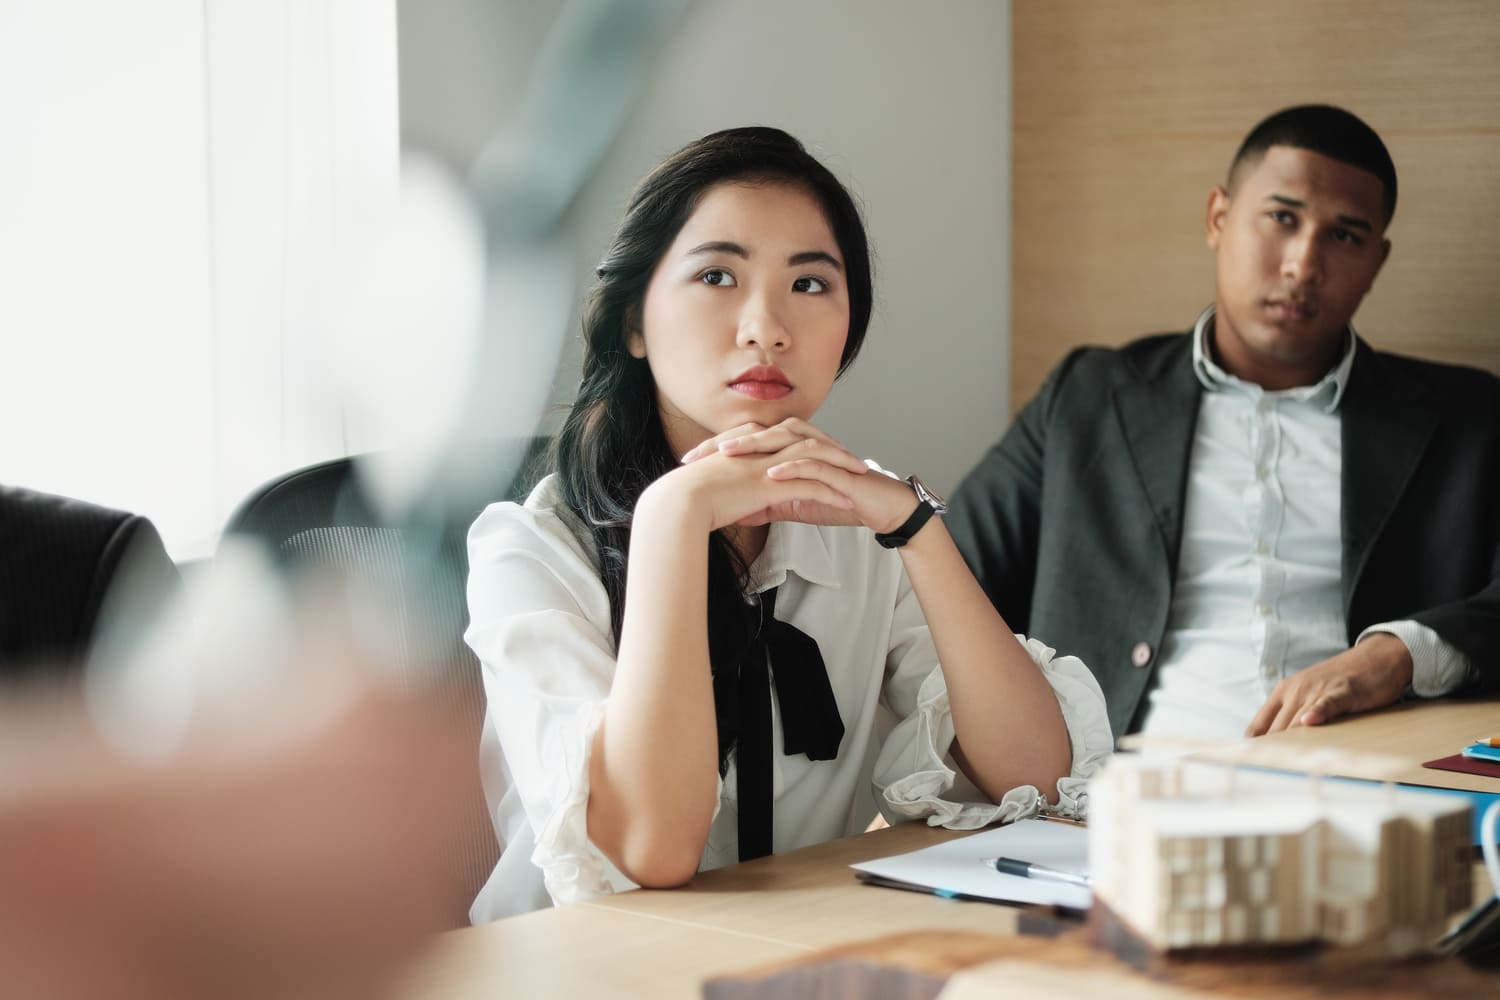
[466, 127, 1110, 920]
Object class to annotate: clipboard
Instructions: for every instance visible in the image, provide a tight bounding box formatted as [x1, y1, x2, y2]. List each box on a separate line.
[850, 817, 1090, 911]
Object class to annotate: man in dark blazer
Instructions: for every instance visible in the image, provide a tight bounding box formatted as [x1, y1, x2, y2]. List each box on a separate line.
[948, 105, 1499, 741]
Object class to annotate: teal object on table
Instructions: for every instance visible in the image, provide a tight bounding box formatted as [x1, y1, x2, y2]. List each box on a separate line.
[1461, 743, 1500, 763]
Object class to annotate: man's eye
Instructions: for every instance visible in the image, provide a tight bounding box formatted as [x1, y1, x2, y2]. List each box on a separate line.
[1269, 210, 1295, 225]
[793, 276, 827, 293]
[1331, 228, 1363, 246]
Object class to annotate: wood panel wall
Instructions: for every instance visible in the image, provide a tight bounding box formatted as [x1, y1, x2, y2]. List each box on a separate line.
[1011, 1, 1500, 411]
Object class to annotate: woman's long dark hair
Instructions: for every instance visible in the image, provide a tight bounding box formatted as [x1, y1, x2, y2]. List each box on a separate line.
[553, 126, 873, 760]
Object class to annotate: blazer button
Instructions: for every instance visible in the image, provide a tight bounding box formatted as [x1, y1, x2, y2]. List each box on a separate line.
[1130, 641, 1153, 669]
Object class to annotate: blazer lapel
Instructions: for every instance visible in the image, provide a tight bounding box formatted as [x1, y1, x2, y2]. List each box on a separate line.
[1112, 340, 1202, 569]
[1340, 341, 1439, 612]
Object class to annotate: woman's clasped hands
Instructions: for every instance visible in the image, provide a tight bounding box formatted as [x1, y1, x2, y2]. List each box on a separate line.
[673, 418, 916, 535]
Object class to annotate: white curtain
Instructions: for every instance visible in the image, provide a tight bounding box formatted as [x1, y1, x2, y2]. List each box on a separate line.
[0, 0, 398, 559]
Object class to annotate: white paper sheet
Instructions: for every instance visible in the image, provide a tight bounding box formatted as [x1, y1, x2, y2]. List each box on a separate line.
[850, 818, 1090, 910]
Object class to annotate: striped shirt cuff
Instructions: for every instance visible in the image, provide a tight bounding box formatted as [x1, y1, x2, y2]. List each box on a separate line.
[1358, 620, 1473, 698]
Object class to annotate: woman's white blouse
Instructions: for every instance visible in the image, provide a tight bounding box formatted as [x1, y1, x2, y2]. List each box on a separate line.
[466, 475, 1112, 922]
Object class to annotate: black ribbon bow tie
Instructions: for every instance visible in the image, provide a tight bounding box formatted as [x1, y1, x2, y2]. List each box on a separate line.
[713, 585, 844, 862]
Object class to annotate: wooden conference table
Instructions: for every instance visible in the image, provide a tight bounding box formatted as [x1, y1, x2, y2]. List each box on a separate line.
[396, 698, 1500, 1000]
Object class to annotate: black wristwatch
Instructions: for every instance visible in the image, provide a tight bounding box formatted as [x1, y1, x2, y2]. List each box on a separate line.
[874, 475, 948, 549]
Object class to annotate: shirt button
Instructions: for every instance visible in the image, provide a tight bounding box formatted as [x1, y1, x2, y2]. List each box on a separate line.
[1254, 540, 1269, 555]
[1130, 642, 1153, 668]
[1254, 465, 1268, 481]
[1255, 603, 1271, 617]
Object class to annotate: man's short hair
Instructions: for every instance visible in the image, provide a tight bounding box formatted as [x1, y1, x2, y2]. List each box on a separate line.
[1228, 105, 1397, 224]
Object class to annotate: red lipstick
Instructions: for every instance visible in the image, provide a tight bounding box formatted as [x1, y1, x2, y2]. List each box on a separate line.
[729, 365, 792, 400]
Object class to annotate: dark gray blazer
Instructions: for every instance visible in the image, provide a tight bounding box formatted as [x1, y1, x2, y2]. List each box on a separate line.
[947, 333, 1500, 739]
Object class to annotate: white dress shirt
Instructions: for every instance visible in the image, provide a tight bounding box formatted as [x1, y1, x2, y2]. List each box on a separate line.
[465, 474, 1112, 921]
[1140, 309, 1472, 739]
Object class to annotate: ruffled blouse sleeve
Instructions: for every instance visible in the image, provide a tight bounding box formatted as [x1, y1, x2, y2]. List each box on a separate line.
[465, 494, 635, 904]
[871, 568, 1113, 829]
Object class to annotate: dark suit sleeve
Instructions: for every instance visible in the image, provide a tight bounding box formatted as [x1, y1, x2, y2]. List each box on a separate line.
[1407, 419, 1500, 692]
[947, 350, 1085, 633]
[1349, 361, 1500, 693]
[1412, 574, 1500, 692]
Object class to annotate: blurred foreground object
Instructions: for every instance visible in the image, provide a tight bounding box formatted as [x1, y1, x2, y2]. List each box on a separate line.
[314, 0, 692, 525]
[0, 485, 179, 683]
[0, 686, 478, 1000]
[216, 440, 549, 903]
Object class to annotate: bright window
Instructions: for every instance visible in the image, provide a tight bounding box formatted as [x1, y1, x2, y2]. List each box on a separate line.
[0, 0, 398, 559]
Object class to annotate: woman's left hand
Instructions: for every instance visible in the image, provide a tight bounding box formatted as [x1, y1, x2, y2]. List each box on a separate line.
[680, 419, 919, 533]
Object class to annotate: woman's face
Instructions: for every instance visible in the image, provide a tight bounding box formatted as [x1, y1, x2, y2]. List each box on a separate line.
[629, 180, 850, 458]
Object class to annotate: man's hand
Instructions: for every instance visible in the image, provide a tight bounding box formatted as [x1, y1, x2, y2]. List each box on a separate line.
[1245, 632, 1414, 736]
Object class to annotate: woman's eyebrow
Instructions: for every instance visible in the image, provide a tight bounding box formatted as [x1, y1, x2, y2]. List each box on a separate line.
[686, 242, 842, 270]
[686, 240, 748, 258]
[788, 250, 842, 270]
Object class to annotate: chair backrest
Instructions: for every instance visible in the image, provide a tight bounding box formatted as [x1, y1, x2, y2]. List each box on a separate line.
[218, 437, 549, 923]
[0, 485, 180, 684]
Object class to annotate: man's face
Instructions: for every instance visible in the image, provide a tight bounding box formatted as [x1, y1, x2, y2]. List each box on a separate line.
[1206, 145, 1391, 389]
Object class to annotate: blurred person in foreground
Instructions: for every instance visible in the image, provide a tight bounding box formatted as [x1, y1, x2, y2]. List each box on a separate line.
[0, 679, 478, 1000]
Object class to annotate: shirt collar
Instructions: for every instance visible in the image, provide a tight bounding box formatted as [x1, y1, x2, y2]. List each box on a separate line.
[748, 520, 843, 593]
[1190, 305, 1357, 413]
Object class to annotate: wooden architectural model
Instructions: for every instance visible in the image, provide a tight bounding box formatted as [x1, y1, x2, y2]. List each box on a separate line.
[1087, 753, 1472, 956]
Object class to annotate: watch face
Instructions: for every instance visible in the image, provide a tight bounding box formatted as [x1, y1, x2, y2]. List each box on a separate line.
[909, 476, 949, 514]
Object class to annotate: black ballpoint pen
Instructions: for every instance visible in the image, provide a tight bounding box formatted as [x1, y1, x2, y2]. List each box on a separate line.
[988, 856, 1092, 889]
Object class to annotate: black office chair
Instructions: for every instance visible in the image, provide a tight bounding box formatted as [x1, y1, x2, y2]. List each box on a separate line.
[0, 485, 180, 684]
[218, 437, 548, 923]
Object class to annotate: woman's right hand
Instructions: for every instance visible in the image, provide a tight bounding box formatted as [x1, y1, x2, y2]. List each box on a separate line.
[646, 422, 862, 534]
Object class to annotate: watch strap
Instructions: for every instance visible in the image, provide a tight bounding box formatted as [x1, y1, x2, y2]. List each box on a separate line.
[874, 481, 940, 549]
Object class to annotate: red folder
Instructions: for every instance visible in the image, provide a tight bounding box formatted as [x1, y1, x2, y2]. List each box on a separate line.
[1422, 753, 1500, 780]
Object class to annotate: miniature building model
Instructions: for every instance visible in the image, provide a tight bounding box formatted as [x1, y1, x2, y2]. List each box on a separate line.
[1087, 754, 1472, 956]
